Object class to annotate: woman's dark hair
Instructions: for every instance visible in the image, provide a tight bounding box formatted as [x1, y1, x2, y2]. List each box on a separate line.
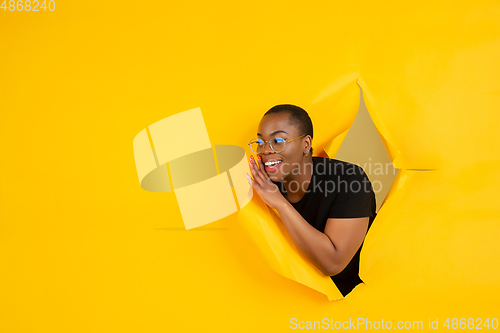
[264, 104, 314, 155]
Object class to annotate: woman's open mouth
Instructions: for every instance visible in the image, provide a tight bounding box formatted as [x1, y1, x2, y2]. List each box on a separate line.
[264, 160, 283, 174]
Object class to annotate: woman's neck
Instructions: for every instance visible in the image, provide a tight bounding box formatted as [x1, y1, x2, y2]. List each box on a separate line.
[282, 156, 314, 203]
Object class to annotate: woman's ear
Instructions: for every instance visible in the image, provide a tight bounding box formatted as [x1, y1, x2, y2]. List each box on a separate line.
[305, 135, 312, 151]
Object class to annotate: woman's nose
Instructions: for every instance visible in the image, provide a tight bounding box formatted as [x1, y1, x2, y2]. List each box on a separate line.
[262, 141, 275, 154]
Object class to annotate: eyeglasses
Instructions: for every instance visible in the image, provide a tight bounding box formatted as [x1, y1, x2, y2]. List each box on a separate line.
[248, 134, 307, 154]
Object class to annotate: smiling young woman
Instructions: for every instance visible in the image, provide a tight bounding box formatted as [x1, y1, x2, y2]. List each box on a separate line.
[246, 104, 377, 297]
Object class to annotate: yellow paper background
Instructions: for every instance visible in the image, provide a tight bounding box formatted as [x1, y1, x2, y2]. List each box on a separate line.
[1, 0, 500, 332]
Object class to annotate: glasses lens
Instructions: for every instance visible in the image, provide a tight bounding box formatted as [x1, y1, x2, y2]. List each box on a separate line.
[250, 139, 265, 154]
[271, 137, 285, 152]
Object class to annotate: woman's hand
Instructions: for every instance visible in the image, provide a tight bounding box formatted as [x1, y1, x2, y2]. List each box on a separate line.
[246, 155, 288, 210]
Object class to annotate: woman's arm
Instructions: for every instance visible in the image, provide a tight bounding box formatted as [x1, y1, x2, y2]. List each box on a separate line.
[275, 201, 369, 276]
[246, 155, 369, 276]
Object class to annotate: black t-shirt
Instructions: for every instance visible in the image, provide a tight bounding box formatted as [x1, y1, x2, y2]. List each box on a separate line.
[272, 156, 377, 296]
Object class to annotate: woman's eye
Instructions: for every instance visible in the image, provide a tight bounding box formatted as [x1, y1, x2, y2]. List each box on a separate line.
[274, 138, 285, 143]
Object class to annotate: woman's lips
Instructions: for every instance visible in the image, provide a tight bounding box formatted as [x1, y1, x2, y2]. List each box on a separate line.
[264, 160, 283, 174]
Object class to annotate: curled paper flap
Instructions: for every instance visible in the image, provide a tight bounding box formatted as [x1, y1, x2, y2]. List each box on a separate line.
[237, 194, 344, 301]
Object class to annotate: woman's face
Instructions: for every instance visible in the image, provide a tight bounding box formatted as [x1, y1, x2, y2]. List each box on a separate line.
[256, 113, 309, 182]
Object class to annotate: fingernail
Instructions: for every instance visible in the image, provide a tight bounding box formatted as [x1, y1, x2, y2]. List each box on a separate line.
[257, 155, 261, 160]
[250, 156, 254, 160]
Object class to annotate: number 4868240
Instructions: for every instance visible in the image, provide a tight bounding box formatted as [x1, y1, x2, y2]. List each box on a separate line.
[1, 0, 55, 11]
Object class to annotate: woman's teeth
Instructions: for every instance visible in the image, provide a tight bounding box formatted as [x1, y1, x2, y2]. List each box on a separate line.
[265, 161, 282, 166]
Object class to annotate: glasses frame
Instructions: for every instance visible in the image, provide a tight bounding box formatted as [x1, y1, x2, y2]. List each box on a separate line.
[248, 134, 307, 154]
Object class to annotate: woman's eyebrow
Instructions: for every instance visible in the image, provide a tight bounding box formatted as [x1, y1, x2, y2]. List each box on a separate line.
[257, 130, 288, 137]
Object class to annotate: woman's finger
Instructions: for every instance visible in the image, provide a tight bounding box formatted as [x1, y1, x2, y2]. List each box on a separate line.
[248, 158, 263, 186]
[246, 173, 255, 187]
[251, 155, 268, 184]
[255, 156, 271, 181]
